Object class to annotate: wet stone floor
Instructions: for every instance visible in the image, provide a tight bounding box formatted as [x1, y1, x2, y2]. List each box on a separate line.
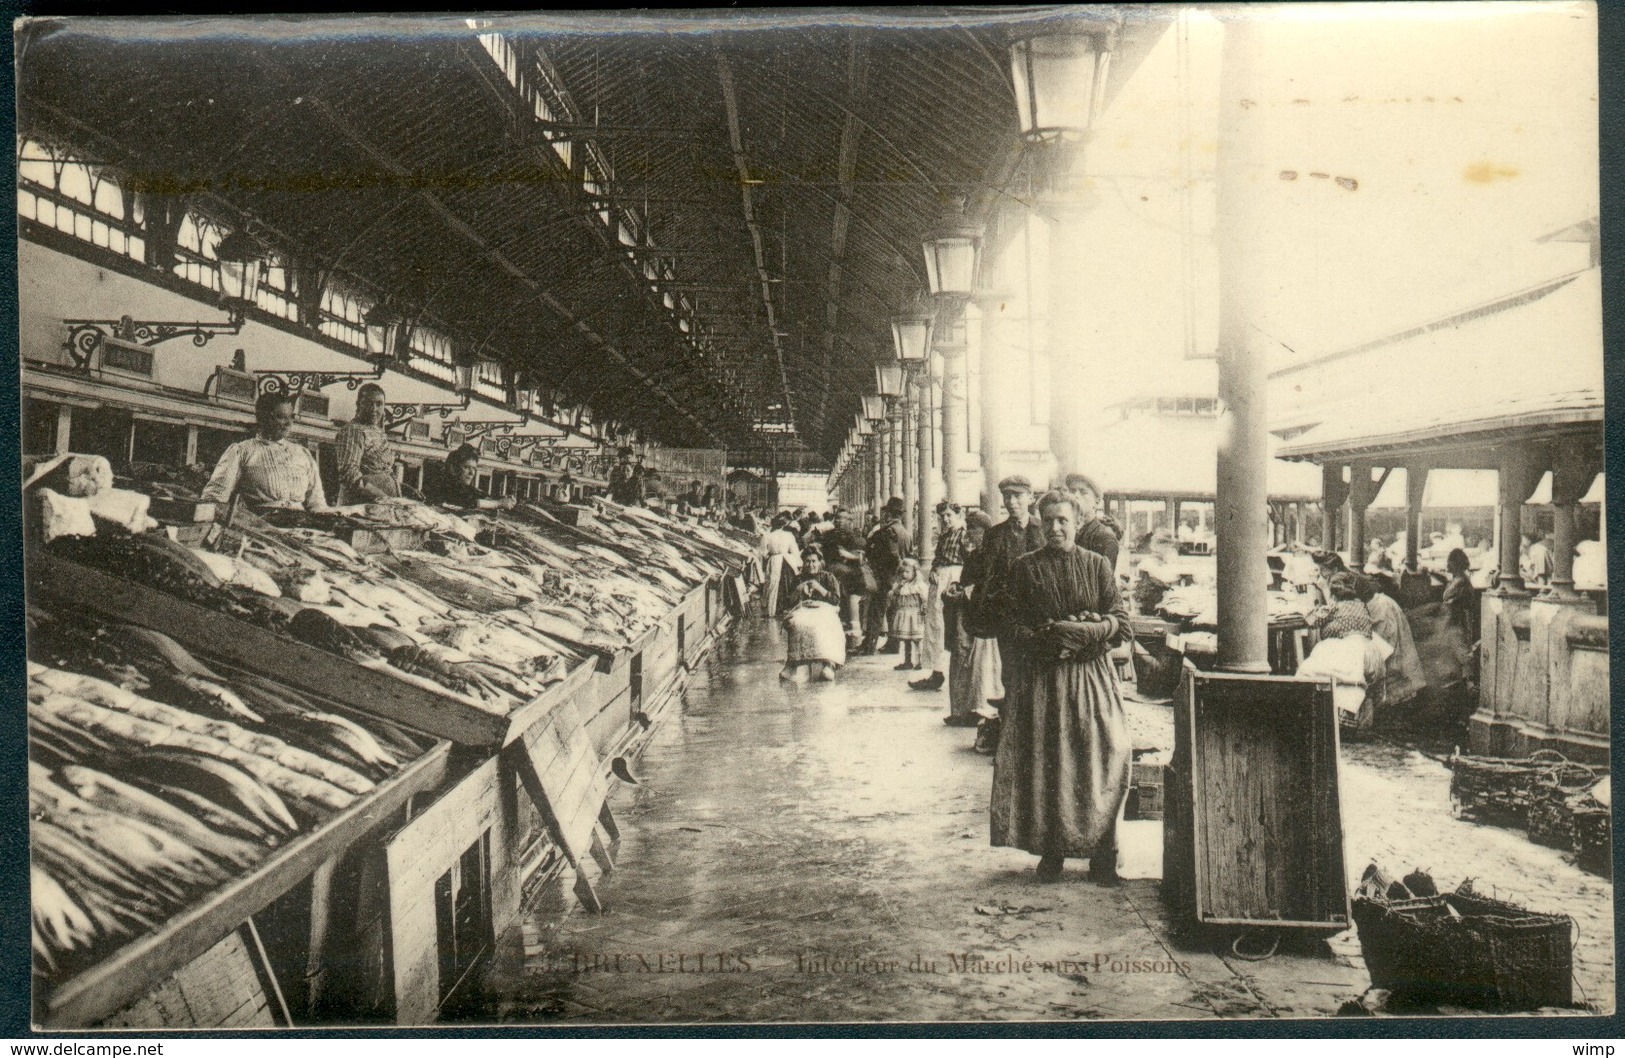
[465, 611, 1614, 1024]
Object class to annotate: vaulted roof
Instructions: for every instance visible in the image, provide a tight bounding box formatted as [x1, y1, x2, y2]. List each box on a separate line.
[16, 9, 1166, 462]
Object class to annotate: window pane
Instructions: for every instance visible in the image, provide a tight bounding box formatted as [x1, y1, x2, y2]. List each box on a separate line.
[59, 163, 92, 204]
[68, 405, 133, 464]
[93, 175, 123, 219]
[195, 425, 246, 468]
[131, 418, 190, 467]
[23, 398, 62, 456]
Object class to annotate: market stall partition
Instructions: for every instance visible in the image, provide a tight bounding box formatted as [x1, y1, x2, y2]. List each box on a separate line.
[1277, 265, 1607, 765]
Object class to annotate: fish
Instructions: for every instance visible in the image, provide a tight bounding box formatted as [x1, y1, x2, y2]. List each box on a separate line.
[32, 818, 167, 912]
[278, 711, 398, 775]
[184, 719, 374, 795]
[32, 864, 97, 966]
[287, 608, 382, 663]
[35, 693, 357, 814]
[30, 766, 226, 900]
[122, 780, 274, 846]
[356, 623, 418, 655]
[97, 624, 218, 680]
[29, 712, 116, 766]
[226, 672, 401, 774]
[114, 749, 298, 836]
[57, 765, 265, 871]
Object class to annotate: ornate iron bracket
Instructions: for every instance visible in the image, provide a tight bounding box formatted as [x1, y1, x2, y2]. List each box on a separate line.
[489, 433, 558, 460]
[381, 392, 473, 432]
[446, 416, 528, 446]
[255, 360, 388, 396]
[64, 309, 246, 369]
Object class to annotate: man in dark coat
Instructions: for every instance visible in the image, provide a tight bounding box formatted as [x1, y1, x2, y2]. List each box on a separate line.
[862, 496, 911, 654]
[967, 476, 1046, 702]
[608, 447, 641, 505]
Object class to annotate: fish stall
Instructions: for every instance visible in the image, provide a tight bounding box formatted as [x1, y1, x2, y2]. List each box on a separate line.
[25, 455, 755, 1027]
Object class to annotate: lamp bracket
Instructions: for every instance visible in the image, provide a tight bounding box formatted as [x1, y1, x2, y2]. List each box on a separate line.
[65, 309, 246, 369]
[490, 433, 556, 459]
[449, 417, 528, 444]
[381, 392, 473, 432]
[255, 361, 388, 396]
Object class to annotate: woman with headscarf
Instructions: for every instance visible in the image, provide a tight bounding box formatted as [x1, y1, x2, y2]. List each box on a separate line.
[780, 546, 846, 682]
[991, 491, 1132, 885]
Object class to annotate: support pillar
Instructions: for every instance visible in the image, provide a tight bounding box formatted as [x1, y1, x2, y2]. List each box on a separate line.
[1496, 446, 1541, 591]
[1045, 198, 1092, 476]
[940, 333, 967, 509]
[916, 369, 937, 563]
[1404, 465, 1426, 572]
[897, 409, 910, 510]
[975, 289, 1010, 511]
[1321, 464, 1348, 555]
[870, 444, 883, 514]
[1544, 441, 1597, 601]
[900, 401, 917, 538]
[1213, 14, 1271, 674]
[1346, 463, 1384, 569]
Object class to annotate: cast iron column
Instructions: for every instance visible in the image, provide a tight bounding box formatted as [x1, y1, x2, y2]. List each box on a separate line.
[1404, 466, 1427, 572]
[939, 329, 967, 510]
[1496, 446, 1539, 591]
[975, 289, 1011, 510]
[1213, 14, 1271, 673]
[916, 368, 936, 562]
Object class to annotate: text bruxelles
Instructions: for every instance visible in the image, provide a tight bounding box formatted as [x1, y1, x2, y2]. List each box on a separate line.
[534, 952, 1192, 975]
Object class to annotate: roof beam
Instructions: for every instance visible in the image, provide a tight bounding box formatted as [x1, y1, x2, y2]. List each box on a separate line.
[301, 88, 720, 446]
[819, 30, 867, 436]
[716, 51, 797, 438]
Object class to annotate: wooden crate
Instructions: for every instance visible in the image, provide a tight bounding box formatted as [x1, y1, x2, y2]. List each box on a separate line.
[99, 927, 280, 1030]
[1166, 664, 1349, 934]
[40, 742, 452, 1028]
[1126, 761, 1164, 821]
[386, 754, 520, 1026]
[27, 549, 595, 749]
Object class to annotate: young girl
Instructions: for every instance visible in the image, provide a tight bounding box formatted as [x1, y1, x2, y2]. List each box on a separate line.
[781, 547, 846, 682]
[889, 557, 928, 671]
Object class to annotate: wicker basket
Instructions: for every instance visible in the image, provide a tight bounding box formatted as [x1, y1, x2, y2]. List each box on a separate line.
[1448, 750, 1569, 826]
[1352, 883, 1574, 1010]
[1526, 762, 1599, 849]
[1570, 799, 1612, 879]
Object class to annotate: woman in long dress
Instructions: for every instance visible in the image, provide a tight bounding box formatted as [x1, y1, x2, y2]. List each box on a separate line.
[945, 511, 996, 726]
[991, 491, 1132, 885]
[1358, 574, 1426, 714]
[760, 513, 802, 618]
[1298, 572, 1392, 732]
[781, 547, 846, 682]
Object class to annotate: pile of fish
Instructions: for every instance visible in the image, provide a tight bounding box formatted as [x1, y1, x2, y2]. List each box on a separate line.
[28, 610, 420, 980]
[45, 492, 748, 715]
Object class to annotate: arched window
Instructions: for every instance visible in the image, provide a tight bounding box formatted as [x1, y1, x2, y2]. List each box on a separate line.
[318, 281, 370, 349]
[16, 138, 144, 260]
[173, 209, 226, 291]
